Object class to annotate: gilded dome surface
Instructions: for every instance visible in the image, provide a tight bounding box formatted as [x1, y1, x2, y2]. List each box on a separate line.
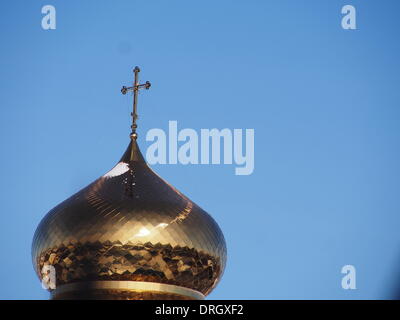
[32, 140, 227, 299]
[32, 140, 226, 298]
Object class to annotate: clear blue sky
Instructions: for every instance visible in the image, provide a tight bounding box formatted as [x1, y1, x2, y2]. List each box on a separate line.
[1, 0, 400, 299]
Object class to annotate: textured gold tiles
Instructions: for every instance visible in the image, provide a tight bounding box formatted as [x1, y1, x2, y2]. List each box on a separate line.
[37, 241, 222, 295]
[32, 140, 227, 299]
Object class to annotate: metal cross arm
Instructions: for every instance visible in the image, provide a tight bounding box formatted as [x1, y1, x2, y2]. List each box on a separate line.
[121, 81, 151, 94]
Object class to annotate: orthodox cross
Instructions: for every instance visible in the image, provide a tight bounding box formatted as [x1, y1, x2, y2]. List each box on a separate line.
[121, 66, 151, 139]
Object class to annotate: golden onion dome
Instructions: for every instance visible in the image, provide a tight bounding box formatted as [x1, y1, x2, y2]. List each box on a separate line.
[31, 68, 227, 300]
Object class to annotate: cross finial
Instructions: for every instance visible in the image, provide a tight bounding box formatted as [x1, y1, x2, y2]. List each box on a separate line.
[121, 66, 151, 140]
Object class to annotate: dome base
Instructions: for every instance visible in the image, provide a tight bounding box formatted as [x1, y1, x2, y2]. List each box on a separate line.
[50, 281, 205, 300]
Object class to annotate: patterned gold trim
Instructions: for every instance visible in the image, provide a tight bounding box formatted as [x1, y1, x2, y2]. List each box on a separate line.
[51, 281, 205, 300]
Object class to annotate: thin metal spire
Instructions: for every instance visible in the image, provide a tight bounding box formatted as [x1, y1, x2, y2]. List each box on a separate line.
[121, 66, 151, 140]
